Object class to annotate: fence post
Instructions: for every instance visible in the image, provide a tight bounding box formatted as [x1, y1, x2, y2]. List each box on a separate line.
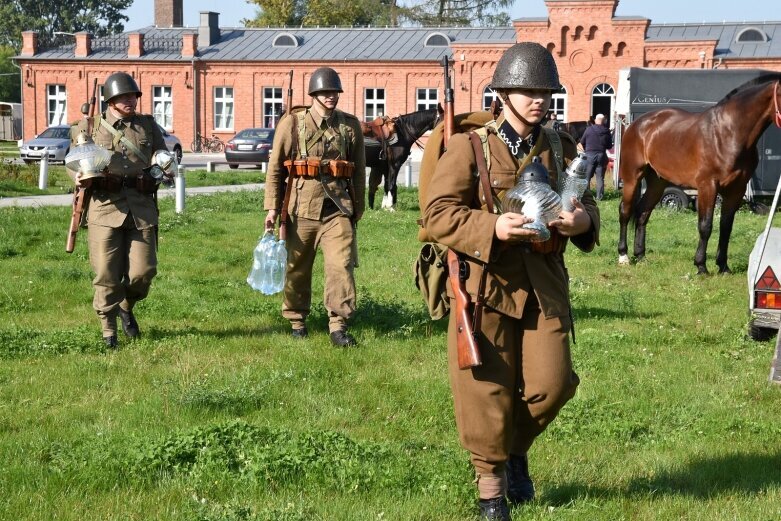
[175, 164, 186, 214]
[405, 161, 412, 187]
[38, 147, 49, 190]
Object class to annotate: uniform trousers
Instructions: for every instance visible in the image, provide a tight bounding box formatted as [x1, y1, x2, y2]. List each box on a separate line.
[88, 213, 157, 335]
[282, 213, 356, 333]
[448, 294, 579, 490]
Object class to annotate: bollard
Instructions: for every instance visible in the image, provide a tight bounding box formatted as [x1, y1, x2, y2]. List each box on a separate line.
[38, 147, 49, 190]
[175, 164, 186, 214]
[261, 162, 267, 172]
[405, 161, 412, 187]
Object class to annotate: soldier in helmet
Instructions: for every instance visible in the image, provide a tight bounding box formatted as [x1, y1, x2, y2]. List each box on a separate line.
[422, 43, 601, 520]
[263, 67, 365, 346]
[68, 71, 176, 348]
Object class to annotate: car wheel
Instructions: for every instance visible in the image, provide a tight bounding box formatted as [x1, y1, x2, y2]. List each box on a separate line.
[658, 187, 689, 211]
[174, 145, 183, 162]
[229, 164, 238, 169]
[748, 318, 777, 341]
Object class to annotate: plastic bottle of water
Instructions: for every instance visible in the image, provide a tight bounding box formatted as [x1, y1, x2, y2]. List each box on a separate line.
[267, 239, 288, 295]
[247, 232, 273, 291]
[558, 152, 589, 212]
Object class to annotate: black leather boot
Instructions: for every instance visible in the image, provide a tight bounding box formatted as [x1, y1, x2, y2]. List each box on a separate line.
[291, 327, 308, 339]
[329, 330, 357, 347]
[506, 453, 535, 504]
[118, 308, 140, 338]
[103, 335, 118, 348]
[478, 496, 510, 521]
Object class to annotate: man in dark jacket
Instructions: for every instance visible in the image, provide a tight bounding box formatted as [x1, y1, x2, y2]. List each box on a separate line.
[579, 113, 613, 200]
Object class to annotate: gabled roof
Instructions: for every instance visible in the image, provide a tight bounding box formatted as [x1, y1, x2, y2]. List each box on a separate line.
[647, 22, 781, 58]
[29, 26, 517, 62]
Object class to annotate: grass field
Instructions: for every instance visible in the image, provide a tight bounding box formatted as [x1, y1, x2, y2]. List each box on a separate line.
[1, 187, 780, 520]
[0, 161, 264, 198]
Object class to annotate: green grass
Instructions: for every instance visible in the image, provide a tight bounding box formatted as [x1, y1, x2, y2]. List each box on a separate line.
[0, 162, 264, 197]
[0, 187, 780, 520]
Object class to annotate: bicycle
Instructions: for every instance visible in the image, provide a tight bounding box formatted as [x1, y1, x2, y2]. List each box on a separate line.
[190, 133, 225, 153]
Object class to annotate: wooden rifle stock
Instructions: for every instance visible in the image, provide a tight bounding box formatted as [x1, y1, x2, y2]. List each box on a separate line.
[448, 249, 481, 369]
[66, 78, 98, 253]
[440, 56, 482, 369]
[279, 70, 295, 241]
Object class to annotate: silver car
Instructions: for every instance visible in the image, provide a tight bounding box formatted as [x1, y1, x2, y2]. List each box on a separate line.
[157, 124, 183, 162]
[19, 125, 71, 163]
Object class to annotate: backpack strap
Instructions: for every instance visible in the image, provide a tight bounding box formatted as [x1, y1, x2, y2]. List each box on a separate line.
[297, 110, 308, 159]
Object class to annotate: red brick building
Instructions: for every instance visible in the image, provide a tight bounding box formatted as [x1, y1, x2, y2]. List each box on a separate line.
[14, 0, 781, 143]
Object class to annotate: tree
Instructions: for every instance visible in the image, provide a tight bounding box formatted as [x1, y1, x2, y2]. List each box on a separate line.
[0, 0, 133, 52]
[0, 46, 21, 103]
[397, 0, 512, 26]
[244, 0, 392, 27]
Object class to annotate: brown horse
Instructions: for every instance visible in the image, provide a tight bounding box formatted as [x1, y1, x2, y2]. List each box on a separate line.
[618, 73, 781, 274]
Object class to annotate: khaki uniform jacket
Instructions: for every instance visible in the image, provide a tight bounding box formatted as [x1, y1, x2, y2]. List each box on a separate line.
[70, 110, 166, 230]
[423, 120, 601, 320]
[263, 107, 365, 219]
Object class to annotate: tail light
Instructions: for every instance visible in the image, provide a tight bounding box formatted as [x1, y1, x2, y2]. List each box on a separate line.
[258, 143, 271, 149]
[755, 266, 781, 309]
[226, 141, 235, 151]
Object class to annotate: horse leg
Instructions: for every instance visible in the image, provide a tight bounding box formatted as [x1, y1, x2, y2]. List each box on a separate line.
[633, 170, 667, 261]
[714, 189, 743, 274]
[693, 186, 718, 275]
[383, 164, 399, 211]
[617, 177, 638, 265]
[368, 167, 381, 210]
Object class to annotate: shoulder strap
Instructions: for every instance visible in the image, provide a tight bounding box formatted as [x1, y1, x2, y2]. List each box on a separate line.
[297, 110, 308, 158]
[541, 126, 564, 177]
[336, 110, 349, 158]
[469, 132, 495, 214]
[99, 117, 150, 163]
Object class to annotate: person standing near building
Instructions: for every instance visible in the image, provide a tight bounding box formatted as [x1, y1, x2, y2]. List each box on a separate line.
[68, 72, 173, 348]
[423, 43, 600, 520]
[263, 67, 365, 347]
[578, 113, 613, 200]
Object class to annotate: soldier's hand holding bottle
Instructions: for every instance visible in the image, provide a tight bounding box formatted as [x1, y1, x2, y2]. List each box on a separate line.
[265, 210, 278, 232]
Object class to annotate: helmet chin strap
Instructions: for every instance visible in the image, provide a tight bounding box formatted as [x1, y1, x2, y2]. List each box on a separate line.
[500, 94, 535, 136]
[312, 95, 335, 117]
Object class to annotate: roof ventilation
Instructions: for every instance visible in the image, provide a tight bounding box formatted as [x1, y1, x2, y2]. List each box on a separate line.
[424, 33, 450, 47]
[736, 27, 767, 43]
[273, 33, 299, 47]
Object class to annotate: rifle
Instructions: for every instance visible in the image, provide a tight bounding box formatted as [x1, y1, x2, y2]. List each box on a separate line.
[278, 70, 295, 241]
[441, 56, 482, 369]
[66, 78, 98, 253]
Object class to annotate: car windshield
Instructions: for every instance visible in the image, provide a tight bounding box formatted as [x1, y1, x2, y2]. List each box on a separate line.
[237, 129, 273, 140]
[38, 127, 69, 139]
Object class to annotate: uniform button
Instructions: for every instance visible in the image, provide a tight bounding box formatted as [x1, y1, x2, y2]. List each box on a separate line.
[493, 180, 498, 185]
[474, 251, 480, 257]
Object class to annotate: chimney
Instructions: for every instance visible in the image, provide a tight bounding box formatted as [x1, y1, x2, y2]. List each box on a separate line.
[21, 31, 38, 56]
[198, 12, 220, 48]
[182, 33, 197, 58]
[128, 33, 144, 58]
[75, 32, 91, 58]
[155, 0, 184, 28]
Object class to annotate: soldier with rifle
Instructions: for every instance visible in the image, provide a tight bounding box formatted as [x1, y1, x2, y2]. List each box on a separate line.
[67, 72, 176, 348]
[422, 43, 601, 520]
[263, 67, 365, 346]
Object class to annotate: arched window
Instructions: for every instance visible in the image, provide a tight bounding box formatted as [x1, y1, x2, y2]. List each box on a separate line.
[591, 83, 615, 125]
[425, 33, 451, 47]
[574, 26, 583, 40]
[602, 42, 612, 57]
[483, 87, 502, 111]
[736, 28, 767, 42]
[546, 42, 556, 54]
[588, 26, 598, 40]
[273, 33, 298, 47]
[616, 42, 627, 57]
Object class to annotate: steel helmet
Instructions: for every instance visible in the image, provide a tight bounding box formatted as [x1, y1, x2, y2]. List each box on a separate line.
[491, 42, 560, 91]
[103, 72, 142, 102]
[308, 67, 343, 96]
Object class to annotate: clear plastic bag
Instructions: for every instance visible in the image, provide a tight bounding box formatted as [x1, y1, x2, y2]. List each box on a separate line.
[247, 232, 274, 292]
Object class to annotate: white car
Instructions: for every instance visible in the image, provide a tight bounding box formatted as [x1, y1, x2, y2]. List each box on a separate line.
[157, 124, 183, 162]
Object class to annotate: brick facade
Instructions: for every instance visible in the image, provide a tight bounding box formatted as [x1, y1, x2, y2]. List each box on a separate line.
[15, 0, 781, 142]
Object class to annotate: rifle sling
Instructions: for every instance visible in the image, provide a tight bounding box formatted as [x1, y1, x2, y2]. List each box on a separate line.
[469, 132, 494, 336]
[98, 117, 150, 164]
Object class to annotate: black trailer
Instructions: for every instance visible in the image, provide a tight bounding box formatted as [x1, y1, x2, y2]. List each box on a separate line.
[615, 67, 781, 210]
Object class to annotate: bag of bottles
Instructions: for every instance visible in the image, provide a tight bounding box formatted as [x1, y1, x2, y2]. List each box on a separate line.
[247, 232, 287, 295]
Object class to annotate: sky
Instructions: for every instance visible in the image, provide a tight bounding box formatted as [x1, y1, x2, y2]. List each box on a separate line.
[122, 0, 780, 30]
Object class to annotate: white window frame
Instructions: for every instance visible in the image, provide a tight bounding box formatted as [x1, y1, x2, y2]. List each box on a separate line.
[416, 88, 438, 111]
[213, 86, 234, 131]
[551, 86, 567, 122]
[364, 88, 385, 122]
[47, 84, 67, 125]
[152, 86, 173, 129]
[263, 87, 283, 128]
[483, 87, 501, 111]
[97, 85, 108, 113]
[591, 83, 615, 122]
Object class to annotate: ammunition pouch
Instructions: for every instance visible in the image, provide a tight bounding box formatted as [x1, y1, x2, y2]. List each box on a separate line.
[530, 228, 567, 255]
[284, 158, 355, 178]
[93, 173, 159, 195]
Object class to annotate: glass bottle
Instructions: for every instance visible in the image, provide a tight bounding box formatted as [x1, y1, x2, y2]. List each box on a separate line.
[558, 152, 589, 212]
[502, 156, 562, 242]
